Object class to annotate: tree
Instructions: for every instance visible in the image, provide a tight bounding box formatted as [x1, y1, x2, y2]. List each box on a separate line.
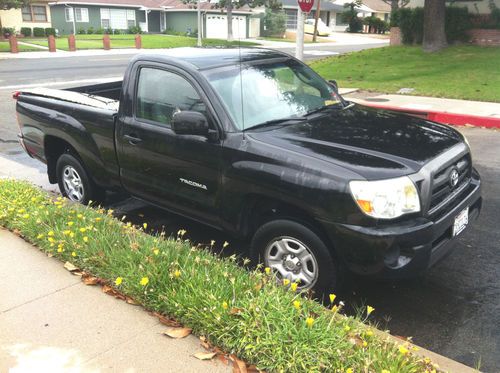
[215, 0, 265, 41]
[1, 0, 28, 9]
[342, 0, 363, 33]
[381, 0, 409, 14]
[422, 0, 447, 52]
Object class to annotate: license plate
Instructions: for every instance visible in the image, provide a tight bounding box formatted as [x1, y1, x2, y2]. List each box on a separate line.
[453, 207, 469, 237]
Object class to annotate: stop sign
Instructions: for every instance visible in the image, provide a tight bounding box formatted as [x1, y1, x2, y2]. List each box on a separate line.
[297, 0, 314, 13]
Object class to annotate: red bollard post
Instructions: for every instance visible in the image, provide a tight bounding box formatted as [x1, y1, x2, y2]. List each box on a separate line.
[9, 35, 18, 54]
[68, 34, 76, 51]
[103, 34, 111, 50]
[135, 34, 142, 49]
[48, 35, 56, 52]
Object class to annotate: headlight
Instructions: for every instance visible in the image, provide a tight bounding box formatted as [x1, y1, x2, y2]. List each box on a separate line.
[349, 176, 420, 219]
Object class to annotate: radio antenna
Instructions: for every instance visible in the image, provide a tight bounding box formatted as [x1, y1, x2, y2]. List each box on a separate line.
[237, 10, 245, 131]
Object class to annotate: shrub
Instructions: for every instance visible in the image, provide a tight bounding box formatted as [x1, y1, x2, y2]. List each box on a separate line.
[104, 27, 113, 34]
[87, 26, 94, 34]
[33, 27, 45, 37]
[363, 16, 389, 34]
[77, 27, 86, 34]
[163, 28, 186, 36]
[394, 6, 471, 44]
[263, 9, 286, 37]
[45, 27, 56, 36]
[0, 179, 436, 373]
[127, 25, 142, 34]
[112, 29, 123, 35]
[2, 27, 16, 37]
[20, 27, 32, 37]
[94, 28, 104, 34]
[342, 3, 363, 33]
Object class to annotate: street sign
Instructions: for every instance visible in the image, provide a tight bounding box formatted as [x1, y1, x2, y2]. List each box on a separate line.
[297, 0, 314, 13]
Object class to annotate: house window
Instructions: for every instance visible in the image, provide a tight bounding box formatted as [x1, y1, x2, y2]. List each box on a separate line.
[284, 9, 297, 30]
[100, 8, 136, 30]
[22, 5, 48, 22]
[65, 8, 74, 22]
[75, 8, 89, 22]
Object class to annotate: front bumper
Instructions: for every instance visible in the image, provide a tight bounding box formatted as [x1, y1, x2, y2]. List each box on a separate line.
[321, 174, 482, 278]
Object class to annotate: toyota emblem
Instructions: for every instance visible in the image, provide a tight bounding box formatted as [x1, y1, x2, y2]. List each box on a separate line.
[449, 168, 459, 188]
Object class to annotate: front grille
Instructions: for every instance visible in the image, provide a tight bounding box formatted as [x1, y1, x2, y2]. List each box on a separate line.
[428, 153, 472, 214]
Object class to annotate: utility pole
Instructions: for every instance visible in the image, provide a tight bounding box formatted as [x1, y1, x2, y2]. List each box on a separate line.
[197, 0, 202, 46]
[295, 9, 305, 61]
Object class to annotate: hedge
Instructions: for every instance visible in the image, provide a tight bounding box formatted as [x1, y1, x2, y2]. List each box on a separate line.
[0, 180, 436, 373]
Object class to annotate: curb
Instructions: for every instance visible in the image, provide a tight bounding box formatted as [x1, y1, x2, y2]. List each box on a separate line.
[352, 101, 500, 129]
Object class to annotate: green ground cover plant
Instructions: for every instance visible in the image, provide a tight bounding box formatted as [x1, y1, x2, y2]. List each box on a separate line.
[0, 179, 436, 372]
[310, 45, 500, 102]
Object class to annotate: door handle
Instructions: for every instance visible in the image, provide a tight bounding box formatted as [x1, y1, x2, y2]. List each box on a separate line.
[123, 134, 143, 145]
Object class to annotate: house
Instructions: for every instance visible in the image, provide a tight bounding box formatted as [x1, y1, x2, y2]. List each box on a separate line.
[48, 0, 262, 38]
[357, 0, 390, 21]
[0, 0, 52, 33]
[281, 0, 347, 32]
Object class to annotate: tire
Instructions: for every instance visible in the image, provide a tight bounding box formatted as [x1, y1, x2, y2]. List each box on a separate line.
[56, 153, 104, 205]
[250, 219, 338, 295]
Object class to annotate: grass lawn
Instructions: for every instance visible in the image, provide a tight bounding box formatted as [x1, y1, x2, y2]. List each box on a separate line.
[0, 40, 42, 52]
[310, 45, 500, 102]
[23, 34, 260, 51]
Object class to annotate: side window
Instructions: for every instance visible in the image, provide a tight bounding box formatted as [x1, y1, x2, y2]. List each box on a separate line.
[136, 68, 206, 126]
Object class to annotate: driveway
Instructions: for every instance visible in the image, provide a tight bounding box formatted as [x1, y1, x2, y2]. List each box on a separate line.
[0, 89, 498, 371]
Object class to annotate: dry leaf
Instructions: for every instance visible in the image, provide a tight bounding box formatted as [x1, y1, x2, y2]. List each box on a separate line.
[125, 297, 137, 305]
[348, 334, 364, 347]
[153, 312, 182, 327]
[229, 307, 243, 316]
[163, 327, 192, 339]
[63, 261, 79, 272]
[217, 354, 230, 365]
[200, 337, 211, 350]
[254, 282, 263, 292]
[102, 284, 126, 300]
[230, 354, 247, 373]
[82, 276, 99, 285]
[247, 365, 262, 373]
[193, 352, 217, 360]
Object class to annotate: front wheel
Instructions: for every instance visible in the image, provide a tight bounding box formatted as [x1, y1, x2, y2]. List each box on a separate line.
[56, 153, 104, 205]
[250, 219, 338, 294]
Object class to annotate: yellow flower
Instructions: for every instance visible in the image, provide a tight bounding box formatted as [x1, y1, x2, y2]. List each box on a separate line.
[223, 241, 229, 248]
[36, 234, 44, 239]
[399, 346, 409, 355]
[67, 221, 74, 226]
[367, 305, 375, 315]
[305, 317, 314, 328]
[115, 277, 123, 286]
[293, 300, 301, 310]
[346, 368, 353, 373]
[381, 370, 390, 373]
[365, 330, 373, 337]
[62, 230, 71, 236]
[344, 325, 351, 332]
[412, 346, 420, 351]
[153, 248, 159, 256]
[290, 282, 298, 292]
[139, 277, 149, 286]
[174, 269, 181, 278]
[48, 230, 54, 236]
[83, 236, 88, 243]
[48, 237, 55, 243]
[329, 293, 336, 303]
[143, 223, 148, 229]
[362, 340, 368, 347]
[95, 217, 102, 222]
[79, 227, 86, 233]
[283, 279, 290, 286]
[331, 305, 339, 313]
[264, 267, 271, 275]
[57, 246, 64, 253]
[222, 301, 228, 310]
[22, 214, 30, 219]
[77, 214, 83, 219]
[69, 232, 75, 238]
[71, 251, 77, 257]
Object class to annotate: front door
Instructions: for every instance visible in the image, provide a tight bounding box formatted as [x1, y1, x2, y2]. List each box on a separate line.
[116, 66, 222, 224]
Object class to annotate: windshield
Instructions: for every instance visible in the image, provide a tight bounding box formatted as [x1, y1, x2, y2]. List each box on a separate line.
[202, 59, 341, 130]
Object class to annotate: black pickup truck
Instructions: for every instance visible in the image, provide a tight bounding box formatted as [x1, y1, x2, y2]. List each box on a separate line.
[16, 48, 482, 293]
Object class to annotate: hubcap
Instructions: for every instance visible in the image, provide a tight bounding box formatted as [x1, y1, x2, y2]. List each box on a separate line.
[263, 236, 319, 290]
[62, 165, 84, 202]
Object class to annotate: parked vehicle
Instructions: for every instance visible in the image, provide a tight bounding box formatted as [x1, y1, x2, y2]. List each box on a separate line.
[304, 19, 331, 36]
[15, 48, 482, 294]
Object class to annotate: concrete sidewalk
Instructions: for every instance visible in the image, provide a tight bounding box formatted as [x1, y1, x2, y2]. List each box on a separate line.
[0, 229, 229, 373]
[346, 92, 500, 128]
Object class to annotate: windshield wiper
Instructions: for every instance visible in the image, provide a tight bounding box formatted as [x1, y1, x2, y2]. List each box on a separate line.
[243, 117, 307, 131]
[305, 104, 340, 117]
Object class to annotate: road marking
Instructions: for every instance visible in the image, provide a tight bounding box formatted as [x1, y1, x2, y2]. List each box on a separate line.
[304, 50, 339, 56]
[0, 77, 121, 90]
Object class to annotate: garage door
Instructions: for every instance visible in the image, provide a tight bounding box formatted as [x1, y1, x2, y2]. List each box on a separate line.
[206, 15, 247, 39]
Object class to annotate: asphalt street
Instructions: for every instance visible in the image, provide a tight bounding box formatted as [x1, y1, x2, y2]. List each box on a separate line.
[0, 50, 499, 371]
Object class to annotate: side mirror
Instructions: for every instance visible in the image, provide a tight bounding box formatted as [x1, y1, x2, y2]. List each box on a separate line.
[172, 111, 209, 137]
[328, 79, 338, 91]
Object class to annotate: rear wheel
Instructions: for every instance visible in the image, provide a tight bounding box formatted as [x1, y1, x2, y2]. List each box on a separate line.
[56, 153, 104, 205]
[250, 219, 338, 294]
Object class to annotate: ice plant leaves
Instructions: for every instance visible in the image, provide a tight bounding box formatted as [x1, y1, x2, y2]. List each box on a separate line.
[193, 351, 217, 360]
[163, 327, 192, 339]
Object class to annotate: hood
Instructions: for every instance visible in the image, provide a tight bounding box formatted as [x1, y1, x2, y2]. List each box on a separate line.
[247, 105, 462, 180]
